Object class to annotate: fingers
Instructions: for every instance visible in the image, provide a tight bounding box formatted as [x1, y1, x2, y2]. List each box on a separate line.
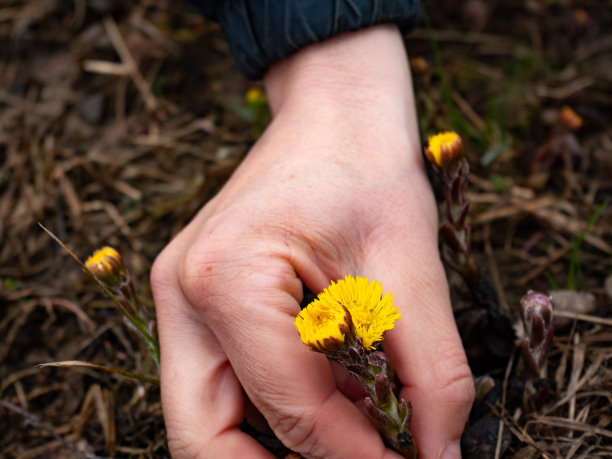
[151, 253, 274, 458]
[177, 240, 401, 459]
[363, 233, 474, 459]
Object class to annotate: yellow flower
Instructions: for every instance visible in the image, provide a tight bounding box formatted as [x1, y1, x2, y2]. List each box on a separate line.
[245, 87, 266, 105]
[294, 298, 351, 353]
[85, 246, 125, 285]
[424, 131, 464, 169]
[409, 56, 429, 74]
[295, 275, 401, 352]
[573, 9, 590, 27]
[559, 106, 583, 131]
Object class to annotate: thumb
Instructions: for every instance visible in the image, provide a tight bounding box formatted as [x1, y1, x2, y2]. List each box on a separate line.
[363, 236, 474, 459]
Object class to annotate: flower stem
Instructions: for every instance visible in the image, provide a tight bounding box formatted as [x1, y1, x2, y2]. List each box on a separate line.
[332, 345, 416, 458]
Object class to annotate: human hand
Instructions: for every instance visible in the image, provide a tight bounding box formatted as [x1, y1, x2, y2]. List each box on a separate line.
[151, 25, 474, 459]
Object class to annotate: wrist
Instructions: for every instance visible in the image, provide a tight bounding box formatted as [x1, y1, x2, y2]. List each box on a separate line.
[263, 24, 422, 165]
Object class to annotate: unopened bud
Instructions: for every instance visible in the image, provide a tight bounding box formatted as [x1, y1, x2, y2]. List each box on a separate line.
[245, 87, 266, 106]
[424, 131, 464, 170]
[520, 290, 554, 381]
[573, 9, 590, 27]
[474, 375, 496, 403]
[85, 246, 125, 286]
[559, 106, 583, 131]
[409, 56, 429, 74]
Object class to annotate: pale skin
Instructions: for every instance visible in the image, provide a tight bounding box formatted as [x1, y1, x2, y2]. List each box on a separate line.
[151, 24, 475, 459]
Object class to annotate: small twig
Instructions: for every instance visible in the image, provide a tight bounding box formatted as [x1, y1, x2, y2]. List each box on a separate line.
[545, 353, 605, 415]
[488, 403, 551, 459]
[451, 90, 486, 131]
[45, 297, 96, 333]
[554, 311, 612, 327]
[102, 16, 158, 112]
[494, 348, 516, 459]
[534, 76, 595, 99]
[531, 416, 612, 440]
[82, 60, 130, 76]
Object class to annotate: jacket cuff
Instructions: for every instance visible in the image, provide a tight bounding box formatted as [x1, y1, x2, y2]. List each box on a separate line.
[216, 0, 421, 80]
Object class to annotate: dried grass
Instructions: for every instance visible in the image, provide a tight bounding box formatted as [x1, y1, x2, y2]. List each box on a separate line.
[1, 0, 611, 457]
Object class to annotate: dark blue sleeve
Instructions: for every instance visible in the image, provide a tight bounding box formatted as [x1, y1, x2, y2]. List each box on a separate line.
[181, 0, 221, 20]
[184, 0, 421, 80]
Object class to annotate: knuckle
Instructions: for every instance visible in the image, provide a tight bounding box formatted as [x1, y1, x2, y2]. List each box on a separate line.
[166, 437, 214, 459]
[177, 248, 213, 294]
[166, 436, 202, 459]
[264, 391, 359, 459]
[433, 347, 476, 411]
[164, 418, 210, 459]
[261, 390, 333, 456]
[269, 409, 321, 455]
[441, 368, 476, 411]
[150, 234, 234, 315]
[176, 238, 233, 306]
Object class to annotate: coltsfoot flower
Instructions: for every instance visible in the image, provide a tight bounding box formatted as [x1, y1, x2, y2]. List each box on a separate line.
[85, 246, 125, 286]
[294, 275, 415, 458]
[245, 87, 266, 105]
[424, 131, 464, 170]
[293, 298, 352, 353]
[424, 131, 515, 367]
[85, 245, 159, 366]
[295, 275, 401, 352]
[559, 105, 583, 131]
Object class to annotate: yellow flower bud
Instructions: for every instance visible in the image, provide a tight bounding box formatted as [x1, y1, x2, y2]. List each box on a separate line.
[559, 106, 583, 131]
[409, 56, 429, 74]
[424, 131, 464, 169]
[573, 9, 590, 27]
[245, 87, 266, 105]
[85, 246, 125, 286]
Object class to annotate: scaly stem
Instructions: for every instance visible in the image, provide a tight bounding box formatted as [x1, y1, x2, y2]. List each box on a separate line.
[331, 342, 416, 458]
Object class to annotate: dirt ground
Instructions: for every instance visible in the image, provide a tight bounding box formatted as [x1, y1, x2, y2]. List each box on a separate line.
[1, 1, 611, 457]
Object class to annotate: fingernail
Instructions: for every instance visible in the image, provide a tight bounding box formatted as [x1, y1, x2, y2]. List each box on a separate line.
[441, 440, 461, 459]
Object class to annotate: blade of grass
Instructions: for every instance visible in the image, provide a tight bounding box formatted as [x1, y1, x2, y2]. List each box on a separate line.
[545, 271, 560, 290]
[567, 197, 610, 290]
[38, 361, 159, 385]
